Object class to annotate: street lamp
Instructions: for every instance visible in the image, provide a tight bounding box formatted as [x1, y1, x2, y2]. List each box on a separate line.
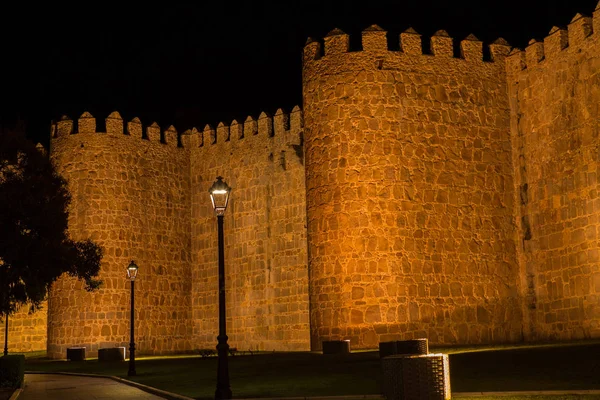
[209, 176, 232, 400]
[127, 260, 139, 377]
[3, 314, 8, 356]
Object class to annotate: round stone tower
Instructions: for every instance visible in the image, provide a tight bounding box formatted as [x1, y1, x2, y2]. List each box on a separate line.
[47, 112, 192, 358]
[302, 26, 523, 350]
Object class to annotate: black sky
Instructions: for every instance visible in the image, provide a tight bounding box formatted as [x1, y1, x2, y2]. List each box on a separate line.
[1, 0, 597, 148]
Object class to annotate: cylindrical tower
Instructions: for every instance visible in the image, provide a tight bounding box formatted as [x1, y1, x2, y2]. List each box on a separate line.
[302, 26, 523, 350]
[47, 112, 192, 358]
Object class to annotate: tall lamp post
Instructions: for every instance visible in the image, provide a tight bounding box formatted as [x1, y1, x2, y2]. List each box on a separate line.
[209, 176, 232, 400]
[127, 260, 139, 377]
[3, 314, 8, 356]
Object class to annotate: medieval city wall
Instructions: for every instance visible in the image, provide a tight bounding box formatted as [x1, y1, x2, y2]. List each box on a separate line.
[0, 303, 46, 353]
[302, 27, 523, 350]
[507, 8, 600, 341]
[7, 7, 600, 357]
[188, 109, 310, 351]
[47, 112, 192, 358]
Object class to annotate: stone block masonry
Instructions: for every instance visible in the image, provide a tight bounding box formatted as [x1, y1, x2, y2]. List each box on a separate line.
[5, 3, 600, 356]
[49, 112, 192, 359]
[0, 304, 46, 353]
[44, 108, 309, 358]
[303, 26, 522, 350]
[507, 8, 600, 341]
[190, 109, 309, 351]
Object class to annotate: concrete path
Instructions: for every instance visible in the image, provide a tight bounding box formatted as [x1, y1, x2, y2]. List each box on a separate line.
[19, 374, 165, 400]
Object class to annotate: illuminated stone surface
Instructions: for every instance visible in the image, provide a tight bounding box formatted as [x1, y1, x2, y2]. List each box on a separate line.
[303, 27, 522, 350]
[507, 9, 600, 341]
[0, 303, 46, 353]
[5, 6, 599, 355]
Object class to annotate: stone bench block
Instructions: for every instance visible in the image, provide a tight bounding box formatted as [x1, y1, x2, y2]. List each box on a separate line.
[322, 340, 350, 355]
[98, 347, 126, 362]
[66, 347, 86, 361]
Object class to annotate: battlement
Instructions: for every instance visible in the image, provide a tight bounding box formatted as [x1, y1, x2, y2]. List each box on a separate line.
[51, 111, 181, 147]
[506, 4, 599, 73]
[50, 107, 303, 149]
[303, 25, 512, 63]
[180, 106, 303, 149]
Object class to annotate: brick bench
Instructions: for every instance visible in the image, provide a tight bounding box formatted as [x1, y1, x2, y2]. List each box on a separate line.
[98, 347, 126, 362]
[322, 340, 351, 355]
[66, 347, 86, 361]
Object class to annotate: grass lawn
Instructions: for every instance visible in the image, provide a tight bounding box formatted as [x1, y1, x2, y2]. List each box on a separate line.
[22, 341, 600, 399]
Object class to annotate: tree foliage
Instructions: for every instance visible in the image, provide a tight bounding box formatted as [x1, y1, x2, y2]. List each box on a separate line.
[0, 130, 102, 315]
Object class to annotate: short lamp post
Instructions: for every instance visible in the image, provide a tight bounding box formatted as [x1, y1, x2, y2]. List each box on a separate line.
[3, 314, 8, 356]
[209, 176, 232, 400]
[127, 260, 139, 377]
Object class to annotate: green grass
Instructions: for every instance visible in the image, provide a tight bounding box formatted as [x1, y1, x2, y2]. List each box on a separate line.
[23, 341, 600, 399]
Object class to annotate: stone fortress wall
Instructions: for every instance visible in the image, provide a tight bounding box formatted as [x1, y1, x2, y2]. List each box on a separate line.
[507, 9, 600, 340]
[4, 4, 599, 357]
[47, 113, 193, 359]
[42, 108, 309, 357]
[0, 304, 46, 353]
[189, 109, 309, 351]
[303, 26, 522, 350]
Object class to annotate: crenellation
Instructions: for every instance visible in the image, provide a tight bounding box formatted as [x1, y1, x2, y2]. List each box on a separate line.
[400, 27, 422, 55]
[290, 105, 303, 132]
[324, 28, 349, 55]
[362, 24, 387, 52]
[127, 117, 142, 137]
[568, 13, 593, 47]
[230, 119, 243, 140]
[543, 27, 568, 59]
[526, 39, 545, 66]
[303, 38, 322, 62]
[146, 122, 161, 141]
[216, 122, 230, 143]
[506, 48, 526, 75]
[164, 125, 178, 145]
[106, 111, 123, 136]
[430, 30, 453, 57]
[56, 115, 73, 137]
[203, 124, 215, 145]
[78, 111, 96, 134]
[243, 115, 258, 137]
[460, 34, 483, 61]
[180, 127, 200, 148]
[274, 108, 289, 135]
[258, 112, 273, 137]
[489, 38, 512, 62]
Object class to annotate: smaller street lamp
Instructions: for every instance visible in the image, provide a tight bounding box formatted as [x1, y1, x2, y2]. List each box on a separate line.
[127, 260, 139, 377]
[209, 176, 232, 400]
[3, 314, 8, 356]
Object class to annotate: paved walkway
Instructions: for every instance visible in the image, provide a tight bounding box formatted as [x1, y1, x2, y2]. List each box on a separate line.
[19, 374, 165, 400]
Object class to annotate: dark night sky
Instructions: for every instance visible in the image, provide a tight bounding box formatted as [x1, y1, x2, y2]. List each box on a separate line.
[1, 0, 597, 148]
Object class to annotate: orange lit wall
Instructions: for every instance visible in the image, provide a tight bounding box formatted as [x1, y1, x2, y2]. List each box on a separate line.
[508, 13, 600, 340]
[48, 113, 192, 359]
[302, 27, 524, 350]
[0, 304, 46, 353]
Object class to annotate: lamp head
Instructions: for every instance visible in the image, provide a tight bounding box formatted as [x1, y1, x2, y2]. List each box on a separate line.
[127, 260, 139, 281]
[209, 176, 231, 216]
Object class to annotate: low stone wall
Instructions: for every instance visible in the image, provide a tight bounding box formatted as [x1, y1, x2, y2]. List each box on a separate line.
[0, 303, 47, 353]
